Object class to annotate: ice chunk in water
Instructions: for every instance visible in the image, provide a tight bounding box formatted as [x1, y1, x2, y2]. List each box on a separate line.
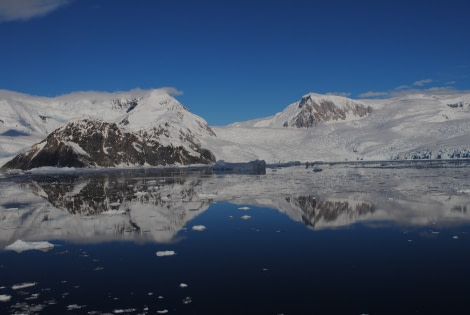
[156, 250, 176, 257]
[5, 240, 54, 253]
[192, 225, 206, 231]
[0, 295, 11, 302]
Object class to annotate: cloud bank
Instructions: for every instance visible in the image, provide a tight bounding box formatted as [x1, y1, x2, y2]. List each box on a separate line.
[0, 0, 69, 23]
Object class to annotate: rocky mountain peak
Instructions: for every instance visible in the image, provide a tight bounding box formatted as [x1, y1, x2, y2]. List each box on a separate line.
[2, 118, 216, 170]
[283, 94, 373, 128]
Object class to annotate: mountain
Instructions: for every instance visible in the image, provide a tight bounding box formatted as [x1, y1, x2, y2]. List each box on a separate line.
[230, 93, 373, 128]
[1, 89, 470, 168]
[202, 92, 470, 163]
[0, 89, 216, 169]
[2, 119, 215, 169]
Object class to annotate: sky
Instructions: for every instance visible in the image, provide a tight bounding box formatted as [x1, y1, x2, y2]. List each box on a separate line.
[0, 0, 469, 125]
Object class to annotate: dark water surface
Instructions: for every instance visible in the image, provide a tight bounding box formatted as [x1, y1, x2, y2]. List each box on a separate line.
[1, 161, 470, 314]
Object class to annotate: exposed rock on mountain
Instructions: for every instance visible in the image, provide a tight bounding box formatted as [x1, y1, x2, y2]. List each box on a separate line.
[282, 94, 373, 127]
[2, 119, 215, 170]
[0, 88, 217, 169]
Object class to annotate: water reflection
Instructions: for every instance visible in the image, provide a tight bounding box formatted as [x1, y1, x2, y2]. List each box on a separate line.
[1, 162, 470, 246]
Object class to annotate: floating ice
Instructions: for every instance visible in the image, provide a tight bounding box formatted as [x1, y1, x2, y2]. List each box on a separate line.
[109, 202, 121, 207]
[241, 215, 251, 220]
[453, 235, 459, 239]
[0, 295, 11, 302]
[5, 240, 54, 253]
[114, 308, 137, 314]
[238, 206, 250, 210]
[146, 180, 157, 185]
[157, 310, 169, 314]
[67, 304, 86, 310]
[179, 283, 188, 288]
[12, 282, 37, 290]
[192, 225, 206, 231]
[156, 250, 176, 257]
[182, 296, 192, 304]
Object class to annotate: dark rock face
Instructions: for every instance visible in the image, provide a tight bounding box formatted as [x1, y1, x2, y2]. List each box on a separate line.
[2, 119, 216, 170]
[283, 95, 373, 128]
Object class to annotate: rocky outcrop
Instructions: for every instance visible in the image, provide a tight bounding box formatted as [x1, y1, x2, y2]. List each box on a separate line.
[2, 119, 216, 170]
[283, 94, 372, 128]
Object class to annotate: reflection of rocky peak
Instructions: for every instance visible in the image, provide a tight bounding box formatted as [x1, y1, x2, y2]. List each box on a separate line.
[33, 170, 212, 216]
[283, 94, 373, 128]
[2, 119, 216, 170]
[0, 169, 215, 243]
[285, 195, 375, 228]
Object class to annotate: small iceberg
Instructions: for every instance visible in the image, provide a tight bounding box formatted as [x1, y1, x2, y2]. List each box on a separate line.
[156, 250, 176, 257]
[0, 295, 11, 302]
[5, 240, 54, 253]
[241, 215, 251, 220]
[192, 225, 206, 231]
[238, 206, 250, 210]
[12, 282, 37, 290]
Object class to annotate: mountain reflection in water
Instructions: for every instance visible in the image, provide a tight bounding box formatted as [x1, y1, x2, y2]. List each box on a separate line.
[1, 162, 470, 314]
[0, 161, 469, 246]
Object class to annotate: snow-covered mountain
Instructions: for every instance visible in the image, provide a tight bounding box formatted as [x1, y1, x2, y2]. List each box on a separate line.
[202, 92, 470, 163]
[231, 93, 373, 128]
[0, 89, 216, 168]
[1, 88, 470, 168]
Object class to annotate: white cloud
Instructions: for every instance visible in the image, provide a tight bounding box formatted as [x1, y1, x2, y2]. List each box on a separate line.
[358, 91, 389, 98]
[0, 0, 70, 23]
[395, 85, 410, 90]
[161, 87, 183, 96]
[413, 79, 433, 87]
[326, 92, 351, 97]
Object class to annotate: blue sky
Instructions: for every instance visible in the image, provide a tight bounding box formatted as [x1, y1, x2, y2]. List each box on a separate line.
[1, 0, 469, 125]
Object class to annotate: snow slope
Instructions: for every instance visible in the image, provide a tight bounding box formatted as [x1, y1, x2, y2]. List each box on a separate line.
[201, 92, 470, 163]
[0, 89, 215, 166]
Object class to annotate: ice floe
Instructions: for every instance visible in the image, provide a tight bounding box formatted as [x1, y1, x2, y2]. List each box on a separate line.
[157, 310, 169, 314]
[0, 294, 11, 302]
[241, 215, 251, 220]
[12, 282, 37, 290]
[179, 283, 188, 288]
[5, 240, 54, 253]
[156, 250, 176, 257]
[113, 308, 137, 313]
[192, 225, 206, 231]
[238, 206, 250, 210]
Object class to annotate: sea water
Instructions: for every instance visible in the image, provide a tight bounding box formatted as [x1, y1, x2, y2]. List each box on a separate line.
[0, 161, 469, 314]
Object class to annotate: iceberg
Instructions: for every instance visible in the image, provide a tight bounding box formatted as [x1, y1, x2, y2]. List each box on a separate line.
[192, 225, 206, 231]
[156, 250, 176, 257]
[5, 240, 54, 253]
[213, 159, 266, 174]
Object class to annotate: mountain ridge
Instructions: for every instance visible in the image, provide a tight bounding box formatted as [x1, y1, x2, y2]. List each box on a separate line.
[2, 88, 470, 168]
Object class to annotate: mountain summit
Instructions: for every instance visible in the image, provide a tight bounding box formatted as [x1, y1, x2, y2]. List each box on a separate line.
[1, 89, 216, 169]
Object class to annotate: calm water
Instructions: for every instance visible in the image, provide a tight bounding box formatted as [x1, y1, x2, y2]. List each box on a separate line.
[0, 161, 470, 314]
